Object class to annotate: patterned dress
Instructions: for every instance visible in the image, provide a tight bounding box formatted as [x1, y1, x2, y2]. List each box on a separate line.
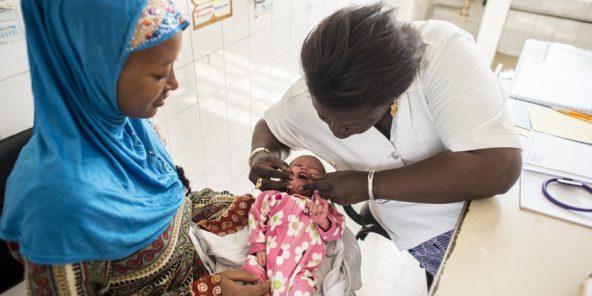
[242, 191, 344, 296]
[7, 189, 253, 296]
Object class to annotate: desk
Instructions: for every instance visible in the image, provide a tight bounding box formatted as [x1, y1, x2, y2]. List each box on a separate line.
[430, 40, 592, 296]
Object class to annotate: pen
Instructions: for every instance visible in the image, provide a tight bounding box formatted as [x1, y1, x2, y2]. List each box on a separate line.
[552, 107, 592, 123]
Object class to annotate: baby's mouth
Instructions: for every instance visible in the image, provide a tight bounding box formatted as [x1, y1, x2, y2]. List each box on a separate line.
[296, 172, 310, 182]
[290, 172, 313, 192]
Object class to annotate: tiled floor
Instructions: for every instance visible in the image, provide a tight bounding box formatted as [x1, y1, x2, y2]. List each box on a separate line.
[343, 204, 428, 296]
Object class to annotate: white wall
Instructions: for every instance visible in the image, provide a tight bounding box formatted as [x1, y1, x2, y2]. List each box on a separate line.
[0, 0, 382, 194]
[498, 3, 592, 56]
[0, 0, 32, 141]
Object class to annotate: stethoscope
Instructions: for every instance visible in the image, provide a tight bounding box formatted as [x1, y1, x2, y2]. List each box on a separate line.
[542, 177, 592, 212]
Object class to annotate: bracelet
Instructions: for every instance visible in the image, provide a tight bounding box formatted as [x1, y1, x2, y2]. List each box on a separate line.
[367, 170, 376, 200]
[248, 147, 271, 166]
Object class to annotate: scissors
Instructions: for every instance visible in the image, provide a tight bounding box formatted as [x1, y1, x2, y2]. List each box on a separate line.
[542, 177, 592, 212]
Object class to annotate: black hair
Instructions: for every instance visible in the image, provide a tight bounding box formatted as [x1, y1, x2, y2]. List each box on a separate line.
[300, 3, 425, 111]
[175, 165, 191, 196]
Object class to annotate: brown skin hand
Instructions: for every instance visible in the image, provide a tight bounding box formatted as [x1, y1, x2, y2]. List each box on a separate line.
[301, 108, 523, 204]
[248, 120, 293, 191]
[372, 148, 522, 204]
[219, 270, 270, 296]
[303, 147, 522, 205]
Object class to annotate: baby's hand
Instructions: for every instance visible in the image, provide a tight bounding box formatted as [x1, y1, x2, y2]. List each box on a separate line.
[307, 198, 330, 231]
[256, 251, 266, 267]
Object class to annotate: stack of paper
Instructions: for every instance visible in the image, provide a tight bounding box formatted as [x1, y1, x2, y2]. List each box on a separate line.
[545, 42, 592, 72]
[527, 104, 592, 145]
[510, 61, 592, 116]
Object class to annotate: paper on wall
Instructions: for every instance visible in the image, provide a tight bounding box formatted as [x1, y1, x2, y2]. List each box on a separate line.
[192, 0, 232, 30]
[0, 0, 24, 45]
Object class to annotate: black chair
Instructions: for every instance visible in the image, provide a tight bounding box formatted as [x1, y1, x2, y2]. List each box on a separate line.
[343, 203, 434, 290]
[343, 202, 390, 241]
[0, 128, 32, 294]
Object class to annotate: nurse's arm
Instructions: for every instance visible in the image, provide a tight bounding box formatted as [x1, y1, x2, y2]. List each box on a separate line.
[251, 119, 291, 160]
[247, 120, 293, 190]
[374, 147, 522, 203]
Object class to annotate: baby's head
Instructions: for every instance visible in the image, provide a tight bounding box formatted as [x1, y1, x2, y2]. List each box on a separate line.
[288, 155, 326, 196]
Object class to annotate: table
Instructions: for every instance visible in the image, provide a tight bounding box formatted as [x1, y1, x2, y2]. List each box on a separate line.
[430, 40, 592, 296]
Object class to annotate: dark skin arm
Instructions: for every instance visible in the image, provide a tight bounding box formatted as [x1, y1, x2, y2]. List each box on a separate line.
[250, 119, 522, 205]
[248, 120, 293, 191]
[302, 148, 522, 205]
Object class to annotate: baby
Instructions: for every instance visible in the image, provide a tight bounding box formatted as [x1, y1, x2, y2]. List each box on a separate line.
[242, 155, 345, 296]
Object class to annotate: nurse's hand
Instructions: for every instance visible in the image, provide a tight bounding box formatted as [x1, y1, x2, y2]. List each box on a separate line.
[219, 270, 271, 296]
[249, 152, 293, 191]
[301, 170, 368, 205]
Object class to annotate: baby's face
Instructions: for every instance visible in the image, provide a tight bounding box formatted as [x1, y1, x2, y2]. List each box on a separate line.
[289, 156, 324, 196]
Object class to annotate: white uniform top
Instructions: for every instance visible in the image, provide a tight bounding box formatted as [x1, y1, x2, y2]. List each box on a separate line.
[263, 20, 521, 250]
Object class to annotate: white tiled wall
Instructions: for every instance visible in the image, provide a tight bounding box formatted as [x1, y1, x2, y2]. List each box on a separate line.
[497, 0, 592, 56]
[424, 0, 592, 58]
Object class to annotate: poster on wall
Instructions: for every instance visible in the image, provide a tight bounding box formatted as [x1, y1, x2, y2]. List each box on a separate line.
[0, 0, 24, 45]
[192, 0, 232, 31]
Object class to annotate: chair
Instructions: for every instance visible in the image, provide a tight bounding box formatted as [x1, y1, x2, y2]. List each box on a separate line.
[342, 202, 390, 241]
[343, 203, 434, 290]
[0, 128, 32, 294]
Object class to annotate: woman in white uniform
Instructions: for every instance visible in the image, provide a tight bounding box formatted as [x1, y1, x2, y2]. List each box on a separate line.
[247, 4, 522, 276]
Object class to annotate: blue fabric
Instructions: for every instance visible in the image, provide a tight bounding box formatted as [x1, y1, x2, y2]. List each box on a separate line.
[0, 0, 188, 264]
[408, 230, 453, 276]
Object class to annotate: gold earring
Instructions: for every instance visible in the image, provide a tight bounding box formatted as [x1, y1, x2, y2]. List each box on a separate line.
[390, 99, 398, 117]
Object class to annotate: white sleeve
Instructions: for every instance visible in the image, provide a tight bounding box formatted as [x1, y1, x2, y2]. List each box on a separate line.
[262, 78, 313, 150]
[422, 28, 521, 152]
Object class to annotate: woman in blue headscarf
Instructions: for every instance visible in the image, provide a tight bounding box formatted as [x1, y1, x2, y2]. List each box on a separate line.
[0, 0, 269, 294]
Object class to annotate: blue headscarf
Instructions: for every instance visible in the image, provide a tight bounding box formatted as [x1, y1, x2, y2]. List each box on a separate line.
[0, 0, 188, 264]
